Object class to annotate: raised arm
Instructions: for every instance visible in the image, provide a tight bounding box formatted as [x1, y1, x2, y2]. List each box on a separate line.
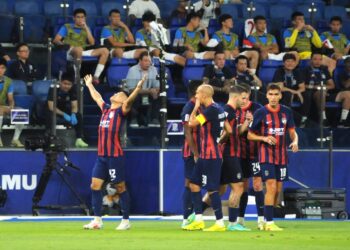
[84, 74, 104, 110]
[122, 74, 147, 114]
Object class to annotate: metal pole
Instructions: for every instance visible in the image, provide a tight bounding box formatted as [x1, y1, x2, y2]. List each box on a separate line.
[47, 38, 52, 80]
[318, 83, 326, 148]
[19, 16, 24, 43]
[61, 1, 68, 19]
[51, 72, 61, 137]
[328, 130, 333, 188]
[248, 2, 255, 19]
[159, 59, 168, 148]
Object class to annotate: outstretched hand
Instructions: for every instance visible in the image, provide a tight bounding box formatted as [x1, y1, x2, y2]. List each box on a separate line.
[84, 74, 93, 87]
[136, 74, 148, 89]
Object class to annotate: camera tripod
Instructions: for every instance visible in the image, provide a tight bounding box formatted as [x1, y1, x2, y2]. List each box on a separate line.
[32, 139, 90, 216]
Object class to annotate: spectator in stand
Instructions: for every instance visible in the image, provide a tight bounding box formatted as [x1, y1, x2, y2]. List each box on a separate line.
[335, 57, 350, 127]
[248, 16, 299, 63]
[193, 0, 221, 28]
[283, 11, 336, 74]
[301, 51, 335, 127]
[0, 44, 10, 61]
[207, 14, 258, 72]
[125, 51, 160, 127]
[170, 0, 190, 21]
[321, 16, 350, 61]
[136, 11, 186, 66]
[7, 43, 40, 84]
[272, 53, 305, 107]
[173, 12, 215, 60]
[53, 8, 109, 85]
[46, 72, 88, 148]
[202, 51, 235, 104]
[100, 9, 147, 59]
[128, 0, 161, 21]
[0, 58, 24, 148]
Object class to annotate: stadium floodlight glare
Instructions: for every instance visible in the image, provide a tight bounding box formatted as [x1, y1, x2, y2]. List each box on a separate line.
[308, 3, 317, 13]
[60, 3, 69, 8]
[123, 5, 127, 9]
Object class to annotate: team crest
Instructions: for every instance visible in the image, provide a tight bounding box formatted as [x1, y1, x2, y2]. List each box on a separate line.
[109, 111, 114, 119]
[265, 170, 269, 176]
[282, 118, 287, 124]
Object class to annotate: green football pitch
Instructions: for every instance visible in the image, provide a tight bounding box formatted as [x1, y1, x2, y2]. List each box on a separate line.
[0, 220, 349, 250]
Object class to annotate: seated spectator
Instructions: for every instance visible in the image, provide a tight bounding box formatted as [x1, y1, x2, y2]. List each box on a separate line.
[0, 59, 24, 147]
[248, 16, 299, 63]
[125, 52, 160, 127]
[101, 9, 147, 59]
[136, 11, 186, 66]
[272, 53, 305, 106]
[46, 72, 88, 148]
[193, 0, 221, 28]
[284, 11, 336, 74]
[301, 51, 335, 127]
[173, 12, 215, 60]
[202, 51, 235, 104]
[0, 44, 10, 61]
[7, 43, 40, 84]
[128, 0, 161, 20]
[335, 57, 350, 127]
[321, 16, 350, 61]
[207, 14, 258, 72]
[53, 8, 109, 85]
[170, 0, 189, 21]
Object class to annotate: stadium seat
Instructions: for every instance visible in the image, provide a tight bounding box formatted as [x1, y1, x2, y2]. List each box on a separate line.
[15, 0, 42, 15]
[0, 14, 15, 42]
[23, 15, 47, 43]
[242, 3, 268, 19]
[107, 65, 130, 88]
[182, 67, 205, 87]
[101, 1, 126, 20]
[258, 67, 277, 86]
[95, 17, 108, 27]
[12, 80, 27, 95]
[269, 5, 294, 20]
[44, 0, 72, 16]
[32, 80, 53, 120]
[14, 95, 34, 111]
[170, 18, 186, 28]
[324, 6, 347, 20]
[93, 26, 103, 45]
[260, 60, 283, 68]
[110, 58, 138, 66]
[73, 1, 98, 16]
[0, 1, 9, 14]
[220, 4, 240, 19]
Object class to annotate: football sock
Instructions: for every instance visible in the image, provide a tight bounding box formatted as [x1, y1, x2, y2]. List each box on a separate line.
[322, 111, 326, 120]
[255, 191, 265, 216]
[210, 192, 223, 220]
[341, 109, 349, 121]
[192, 191, 203, 215]
[264, 205, 274, 222]
[239, 192, 248, 217]
[94, 64, 105, 79]
[13, 124, 24, 141]
[202, 201, 210, 212]
[119, 191, 130, 220]
[228, 207, 239, 223]
[92, 190, 102, 217]
[183, 187, 192, 219]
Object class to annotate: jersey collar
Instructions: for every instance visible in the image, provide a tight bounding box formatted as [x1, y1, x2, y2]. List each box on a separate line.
[266, 104, 280, 113]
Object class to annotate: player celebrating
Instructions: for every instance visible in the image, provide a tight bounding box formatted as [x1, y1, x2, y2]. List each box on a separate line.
[219, 85, 251, 231]
[184, 84, 227, 232]
[248, 84, 298, 231]
[83, 74, 147, 230]
[235, 84, 264, 230]
[180, 81, 201, 228]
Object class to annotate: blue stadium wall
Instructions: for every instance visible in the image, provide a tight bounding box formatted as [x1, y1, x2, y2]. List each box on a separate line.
[0, 149, 349, 215]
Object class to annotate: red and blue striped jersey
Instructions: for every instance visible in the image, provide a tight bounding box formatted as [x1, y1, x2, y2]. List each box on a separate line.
[98, 103, 126, 157]
[223, 104, 241, 157]
[238, 101, 262, 160]
[197, 102, 226, 159]
[181, 99, 200, 158]
[249, 104, 295, 165]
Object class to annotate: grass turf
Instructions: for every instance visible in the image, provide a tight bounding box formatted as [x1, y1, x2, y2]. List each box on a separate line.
[0, 220, 350, 250]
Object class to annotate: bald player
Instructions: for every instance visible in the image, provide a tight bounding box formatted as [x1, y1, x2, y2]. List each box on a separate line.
[183, 84, 229, 232]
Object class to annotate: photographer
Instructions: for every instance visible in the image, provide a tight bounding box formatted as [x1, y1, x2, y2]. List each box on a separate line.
[46, 72, 88, 148]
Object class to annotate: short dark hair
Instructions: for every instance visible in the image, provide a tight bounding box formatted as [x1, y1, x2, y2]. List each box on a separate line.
[230, 85, 246, 94]
[235, 55, 249, 65]
[186, 11, 201, 24]
[214, 50, 225, 57]
[330, 16, 342, 24]
[61, 72, 74, 83]
[253, 15, 266, 23]
[267, 83, 282, 92]
[16, 42, 29, 52]
[188, 80, 202, 97]
[218, 14, 232, 26]
[73, 8, 86, 17]
[311, 50, 323, 58]
[142, 11, 156, 22]
[109, 9, 120, 16]
[291, 11, 304, 21]
[238, 83, 251, 94]
[139, 51, 150, 61]
[283, 53, 296, 62]
[0, 58, 7, 67]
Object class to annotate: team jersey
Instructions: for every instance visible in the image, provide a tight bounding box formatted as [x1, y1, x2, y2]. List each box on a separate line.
[249, 104, 295, 165]
[238, 101, 262, 160]
[98, 103, 126, 157]
[181, 99, 200, 158]
[223, 104, 241, 158]
[196, 102, 226, 160]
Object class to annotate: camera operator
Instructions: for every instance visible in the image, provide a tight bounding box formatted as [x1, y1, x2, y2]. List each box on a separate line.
[46, 72, 88, 148]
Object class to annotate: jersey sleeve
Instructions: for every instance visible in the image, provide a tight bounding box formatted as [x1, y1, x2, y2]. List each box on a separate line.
[271, 35, 277, 44]
[320, 33, 326, 42]
[212, 33, 221, 42]
[173, 29, 183, 47]
[100, 27, 112, 39]
[57, 25, 68, 38]
[249, 108, 264, 133]
[247, 35, 257, 45]
[197, 106, 216, 126]
[7, 83, 14, 94]
[181, 102, 193, 124]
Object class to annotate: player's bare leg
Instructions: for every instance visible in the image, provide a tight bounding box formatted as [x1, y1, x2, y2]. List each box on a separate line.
[115, 181, 131, 230]
[202, 185, 227, 211]
[227, 182, 250, 231]
[84, 178, 104, 229]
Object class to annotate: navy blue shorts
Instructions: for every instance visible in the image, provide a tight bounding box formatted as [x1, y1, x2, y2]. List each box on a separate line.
[241, 159, 262, 178]
[183, 157, 196, 179]
[221, 156, 243, 184]
[260, 163, 288, 182]
[190, 158, 222, 191]
[92, 156, 125, 184]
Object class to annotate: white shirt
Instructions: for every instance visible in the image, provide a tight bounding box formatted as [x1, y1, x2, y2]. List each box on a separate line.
[193, 0, 219, 28]
[129, 0, 161, 19]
